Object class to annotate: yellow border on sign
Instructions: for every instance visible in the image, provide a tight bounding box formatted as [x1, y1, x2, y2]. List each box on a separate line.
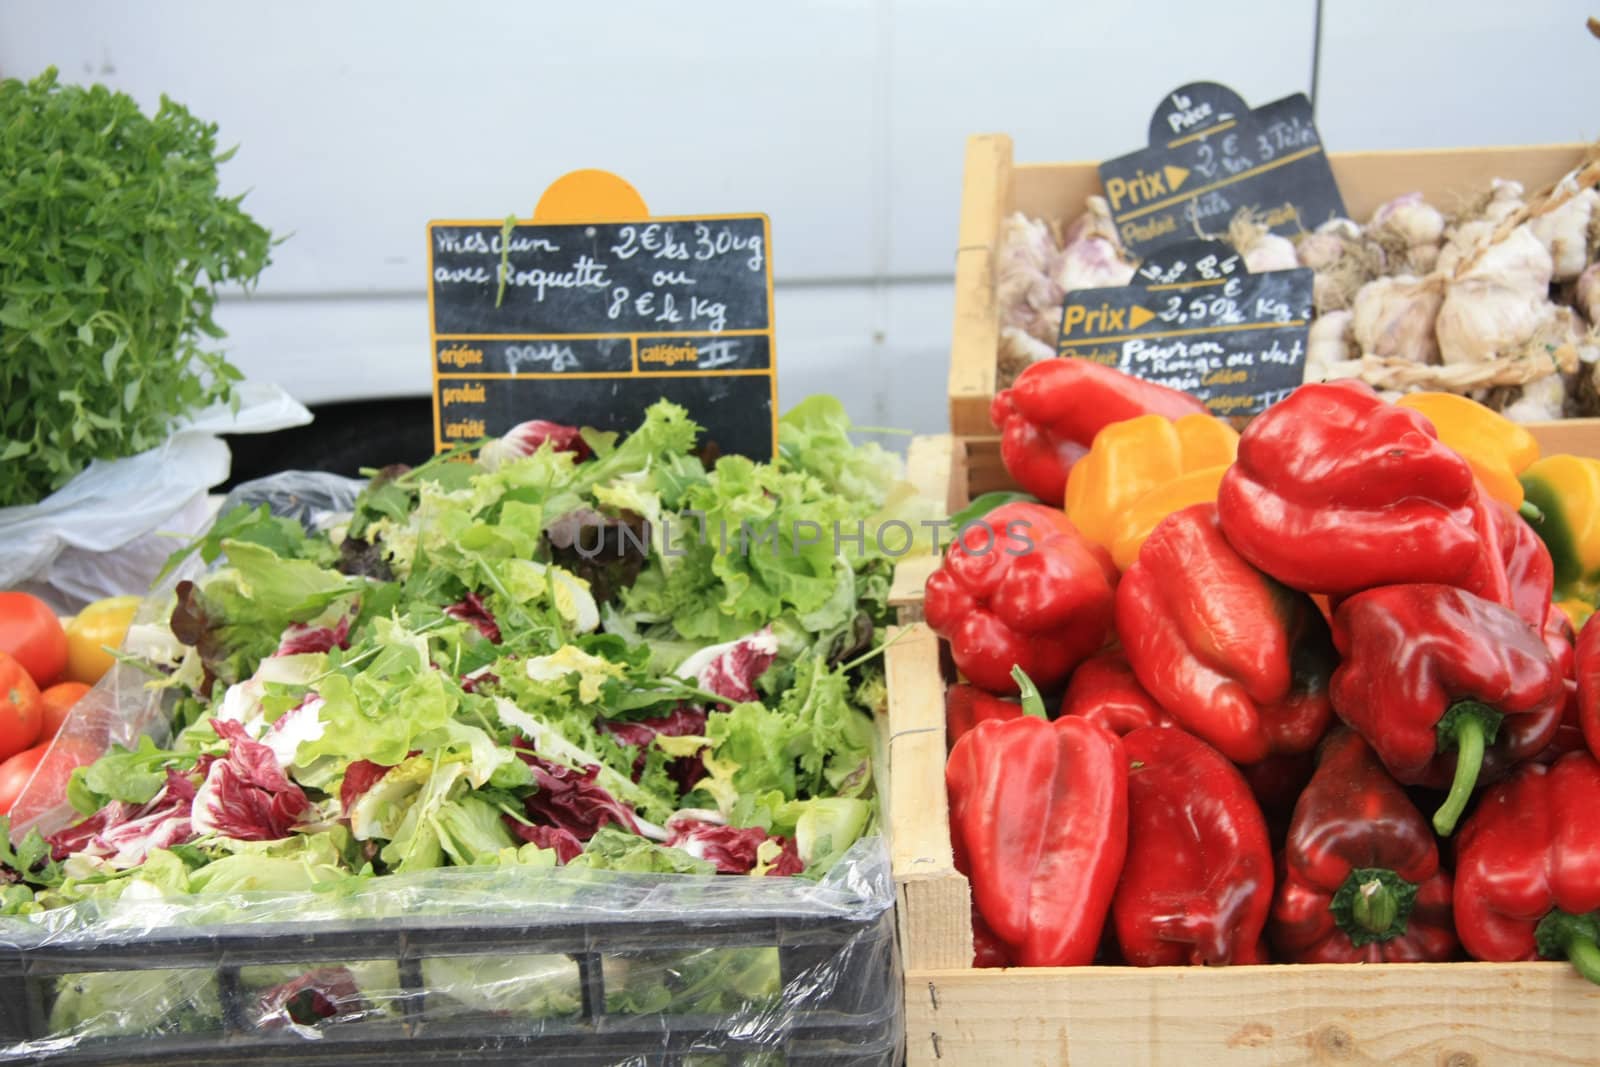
[1166, 120, 1237, 149]
[1059, 318, 1306, 346]
[426, 213, 777, 457]
[1117, 145, 1324, 222]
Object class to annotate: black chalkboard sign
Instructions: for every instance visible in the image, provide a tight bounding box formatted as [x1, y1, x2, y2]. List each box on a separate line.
[1099, 82, 1346, 258]
[1054, 239, 1313, 416]
[427, 214, 776, 459]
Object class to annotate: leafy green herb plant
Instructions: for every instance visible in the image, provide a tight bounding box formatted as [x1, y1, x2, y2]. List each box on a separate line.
[0, 67, 274, 507]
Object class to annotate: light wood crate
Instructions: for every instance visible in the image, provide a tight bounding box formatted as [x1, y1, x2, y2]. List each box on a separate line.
[949, 134, 1596, 446]
[885, 433, 1600, 1066]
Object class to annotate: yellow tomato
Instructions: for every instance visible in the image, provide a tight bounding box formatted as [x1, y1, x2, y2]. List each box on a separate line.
[62, 596, 141, 685]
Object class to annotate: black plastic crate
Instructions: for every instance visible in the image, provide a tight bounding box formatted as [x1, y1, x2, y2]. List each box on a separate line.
[0, 875, 900, 1065]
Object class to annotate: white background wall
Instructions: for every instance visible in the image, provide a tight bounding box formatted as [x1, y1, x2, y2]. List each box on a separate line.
[2, 1, 1597, 437]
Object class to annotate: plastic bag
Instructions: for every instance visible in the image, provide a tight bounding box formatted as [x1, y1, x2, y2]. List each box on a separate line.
[0, 470, 903, 1065]
[0, 381, 312, 613]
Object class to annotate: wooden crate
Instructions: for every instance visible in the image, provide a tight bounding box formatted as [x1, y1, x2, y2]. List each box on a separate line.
[886, 433, 1600, 1066]
[950, 134, 1595, 440]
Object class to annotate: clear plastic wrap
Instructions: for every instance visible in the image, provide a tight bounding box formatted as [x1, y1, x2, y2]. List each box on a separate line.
[1, 472, 902, 1065]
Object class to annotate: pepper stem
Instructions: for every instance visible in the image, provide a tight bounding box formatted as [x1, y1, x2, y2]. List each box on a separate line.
[1518, 499, 1545, 525]
[1010, 666, 1049, 721]
[1329, 867, 1419, 946]
[1432, 701, 1504, 836]
[1535, 910, 1600, 986]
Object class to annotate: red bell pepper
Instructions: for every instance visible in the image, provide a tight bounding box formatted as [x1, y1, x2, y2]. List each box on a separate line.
[1115, 503, 1335, 764]
[1454, 752, 1600, 984]
[924, 502, 1117, 694]
[1114, 726, 1274, 966]
[1057, 649, 1172, 736]
[946, 668, 1128, 967]
[972, 910, 1014, 968]
[989, 359, 1210, 506]
[1216, 380, 1484, 596]
[1271, 729, 1457, 963]
[1575, 613, 1600, 759]
[1241, 751, 1317, 847]
[1330, 584, 1565, 836]
[945, 683, 1022, 753]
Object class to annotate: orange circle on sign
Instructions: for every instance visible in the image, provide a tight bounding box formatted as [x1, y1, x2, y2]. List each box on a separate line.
[533, 170, 650, 222]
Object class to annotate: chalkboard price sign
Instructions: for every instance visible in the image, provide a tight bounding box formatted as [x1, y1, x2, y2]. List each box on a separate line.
[1099, 82, 1346, 258]
[1054, 239, 1313, 416]
[427, 202, 777, 461]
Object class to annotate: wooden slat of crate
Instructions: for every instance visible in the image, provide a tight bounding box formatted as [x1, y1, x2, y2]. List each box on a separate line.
[884, 622, 970, 972]
[889, 432, 1600, 1067]
[906, 961, 1600, 1066]
[950, 136, 1596, 439]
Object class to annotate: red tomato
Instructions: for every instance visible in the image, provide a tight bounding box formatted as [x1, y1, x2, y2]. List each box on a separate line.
[0, 593, 68, 687]
[38, 681, 90, 742]
[0, 653, 43, 763]
[0, 744, 49, 815]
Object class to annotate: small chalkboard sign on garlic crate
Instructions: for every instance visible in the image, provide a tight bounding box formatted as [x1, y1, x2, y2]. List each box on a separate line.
[1100, 82, 1346, 258]
[428, 172, 777, 461]
[1054, 239, 1313, 416]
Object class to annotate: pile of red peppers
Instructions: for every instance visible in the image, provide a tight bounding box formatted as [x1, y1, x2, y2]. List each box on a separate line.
[930, 367, 1600, 983]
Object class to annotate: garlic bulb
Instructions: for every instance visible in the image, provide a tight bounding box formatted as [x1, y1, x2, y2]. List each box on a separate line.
[999, 325, 1057, 366]
[1228, 211, 1300, 274]
[1055, 235, 1136, 293]
[1439, 180, 1529, 274]
[1367, 192, 1445, 274]
[1296, 219, 1359, 271]
[1436, 279, 1552, 365]
[1500, 373, 1567, 423]
[1062, 196, 1123, 247]
[1370, 193, 1446, 247]
[995, 213, 1064, 339]
[1445, 225, 1554, 292]
[1298, 219, 1382, 313]
[1530, 186, 1599, 282]
[1303, 309, 1359, 383]
[1577, 263, 1600, 323]
[1351, 276, 1443, 363]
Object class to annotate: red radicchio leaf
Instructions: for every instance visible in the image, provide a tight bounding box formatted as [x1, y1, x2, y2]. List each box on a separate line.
[193, 719, 311, 841]
[274, 609, 355, 657]
[339, 759, 393, 816]
[663, 815, 805, 876]
[255, 967, 366, 1029]
[460, 669, 499, 694]
[514, 747, 639, 840]
[503, 820, 585, 864]
[47, 766, 202, 867]
[599, 706, 709, 792]
[443, 592, 502, 644]
[685, 629, 779, 705]
[488, 420, 592, 464]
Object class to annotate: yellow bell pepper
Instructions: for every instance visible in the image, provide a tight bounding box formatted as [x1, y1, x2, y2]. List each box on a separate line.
[1064, 413, 1239, 559]
[62, 595, 141, 685]
[1109, 465, 1232, 571]
[1394, 392, 1539, 511]
[1521, 454, 1600, 612]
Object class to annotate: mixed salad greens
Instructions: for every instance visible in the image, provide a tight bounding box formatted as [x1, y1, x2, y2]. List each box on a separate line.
[0, 397, 925, 1043]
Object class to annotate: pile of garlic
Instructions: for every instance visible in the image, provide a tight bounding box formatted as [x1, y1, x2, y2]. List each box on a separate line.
[1300, 160, 1600, 421]
[992, 152, 1600, 420]
[995, 197, 1137, 386]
